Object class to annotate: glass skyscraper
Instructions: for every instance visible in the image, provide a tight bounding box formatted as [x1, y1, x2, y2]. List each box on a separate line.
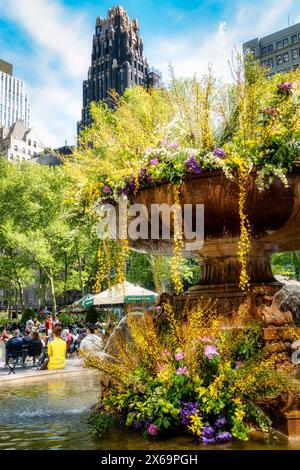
[0, 60, 30, 129]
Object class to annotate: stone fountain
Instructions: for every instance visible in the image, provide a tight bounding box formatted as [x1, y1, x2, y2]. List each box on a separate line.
[128, 169, 300, 436]
[129, 169, 300, 325]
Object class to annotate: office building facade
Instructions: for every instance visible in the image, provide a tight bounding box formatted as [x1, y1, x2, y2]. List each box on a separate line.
[0, 59, 30, 129]
[243, 23, 300, 75]
[78, 5, 161, 131]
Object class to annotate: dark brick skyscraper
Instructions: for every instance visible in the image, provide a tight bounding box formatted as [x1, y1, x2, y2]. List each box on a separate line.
[78, 5, 161, 131]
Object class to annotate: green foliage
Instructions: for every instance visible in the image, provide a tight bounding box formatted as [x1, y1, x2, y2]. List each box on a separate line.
[0, 312, 10, 327]
[85, 308, 297, 444]
[21, 308, 36, 324]
[88, 409, 121, 437]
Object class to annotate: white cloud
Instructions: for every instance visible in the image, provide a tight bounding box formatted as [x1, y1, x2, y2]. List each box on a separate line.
[0, 0, 299, 147]
[0, 0, 91, 147]
[146, 0, 300, 83]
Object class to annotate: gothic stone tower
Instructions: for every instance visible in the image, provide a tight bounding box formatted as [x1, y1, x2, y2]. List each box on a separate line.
[78, 6, 153, 131]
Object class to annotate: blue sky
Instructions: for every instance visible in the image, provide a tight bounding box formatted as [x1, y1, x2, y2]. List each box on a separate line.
[0, 0, 299, 148]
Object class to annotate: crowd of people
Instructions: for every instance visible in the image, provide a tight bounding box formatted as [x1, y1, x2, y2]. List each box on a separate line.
[0, 314, 109, 372]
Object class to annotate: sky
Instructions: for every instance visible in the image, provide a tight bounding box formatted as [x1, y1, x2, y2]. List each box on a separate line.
[0, 0, 299, 148]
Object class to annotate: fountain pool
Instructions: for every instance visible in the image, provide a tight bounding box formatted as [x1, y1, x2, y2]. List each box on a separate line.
[0, 372, 300, 450]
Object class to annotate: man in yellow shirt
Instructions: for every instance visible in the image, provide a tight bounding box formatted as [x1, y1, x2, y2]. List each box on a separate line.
[47, 324, 67, 370]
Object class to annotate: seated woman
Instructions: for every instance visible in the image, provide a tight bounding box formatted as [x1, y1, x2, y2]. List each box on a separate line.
[47, 324, 67, 370]
[28, 331, 43, 363]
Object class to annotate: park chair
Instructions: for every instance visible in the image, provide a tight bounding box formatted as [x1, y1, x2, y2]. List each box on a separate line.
[5, 344, 29, 374]
[27, 342, 43, 369]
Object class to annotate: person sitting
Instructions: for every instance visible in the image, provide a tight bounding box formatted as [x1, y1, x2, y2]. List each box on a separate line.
[47, 324, 67, 370]
[79, 324, 103, 354]
[26, 317, 34, 332]
[5, 330, 25, 363]
[22, 329, 33, 346]
[0, 329, 11, 343]
[28, 331, 43, 364]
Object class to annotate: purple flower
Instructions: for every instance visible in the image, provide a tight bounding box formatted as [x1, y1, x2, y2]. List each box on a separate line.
[201, 437, 216, 445]
[215, 416, 227, 428]
[263, 107, 276, 117]
[150, 158, 159, 165]
[147, 176, 154, 184]
[147, 423, 158, 436]
[204, 345, 219, 360]
[179, 402, 198, 425]
[169, 142, 179, 149]
[175, 351, 184, 361]
[277, 81, 294, 92]
[176, 366, 189, 376]
[160, 139, 168, 146]
[103, 185, 111, 194]
[235, 361, 242, 368]
[216, 431, 232, 443]
[213, 146, 226, 159]
[128, 180, 135, 192]
[185, 157, 202, 174]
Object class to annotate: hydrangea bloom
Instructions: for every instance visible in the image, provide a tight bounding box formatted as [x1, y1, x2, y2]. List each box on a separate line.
[179, 402, 198, 425]
[216, 431, 232, 442]
[204, 345, 219, 360]
[176, 366, 189, 376]
[175, 351, 184, 361]
[215, 416, 227, 428]
[213, 146, 226, 159]
[185, 156, 202, 174]
[147, 423, 158, 436]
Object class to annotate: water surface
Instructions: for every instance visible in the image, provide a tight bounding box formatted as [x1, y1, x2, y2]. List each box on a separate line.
[0, 373, 300, 450]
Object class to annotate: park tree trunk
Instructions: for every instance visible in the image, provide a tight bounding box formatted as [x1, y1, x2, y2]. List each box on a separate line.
[48, 274, 57, 314]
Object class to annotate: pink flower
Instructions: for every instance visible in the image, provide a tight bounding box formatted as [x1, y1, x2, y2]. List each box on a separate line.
[147, 423, 158, 436]
[164, 349, 171, 357]
[103, 185, 111, 194]
[176, 366, 189, 376]
[263, 107, 276, 117]
[175, 351, 184, 361]
[169, 142, 179, 149]
[235, 361, 242, 368]
[150, 158, 159, 165]
[277, 81, 294, 92]
[204, 345, 219, 360]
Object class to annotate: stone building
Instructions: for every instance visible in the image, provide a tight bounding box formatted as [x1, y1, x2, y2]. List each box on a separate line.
[78, 5, 161, 131]
[0, 59, 30, 128]
[243, 23, 300, 76]
[0, 120, 46, 161]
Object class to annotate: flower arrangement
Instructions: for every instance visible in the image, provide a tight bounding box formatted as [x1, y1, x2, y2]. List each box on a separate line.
[84, 303, 297, 444]
[68, 58, 300, 292]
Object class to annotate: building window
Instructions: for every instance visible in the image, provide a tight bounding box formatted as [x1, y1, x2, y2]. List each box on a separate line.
[292, 34, 298, 43]
[268, 44, 273, 52]
[283, 38, 289, 47]
[261, 46, 267, 54]
[14, 145, 18, 151]
[33, 141, 37, 148]
[28, 139, 31, 146]
[276, 40, 282, 49]
[292, 49, 298, 59]
[28, 150, 31, 156]
[276, 54, 283, 65]
[22, 148, 25, 154]
[283, 52, 289, 62]
[268, 58, 274, 67]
